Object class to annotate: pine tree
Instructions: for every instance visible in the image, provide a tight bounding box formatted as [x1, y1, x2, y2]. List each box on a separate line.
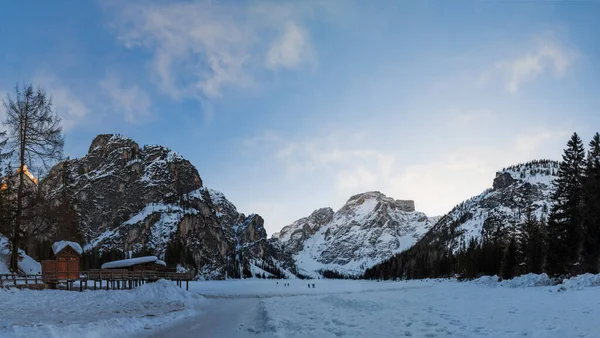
[518, 208, 546, 274]
[501, 237, 518, 279]
[582, 133, 600, 273]
[546, 133, 586, 276]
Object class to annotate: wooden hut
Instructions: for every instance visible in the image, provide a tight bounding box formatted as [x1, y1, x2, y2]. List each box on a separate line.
[41, 241, 83, 282]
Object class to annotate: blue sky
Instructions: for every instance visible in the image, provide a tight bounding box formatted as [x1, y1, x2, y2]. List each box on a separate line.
[1, 0, 599, 235]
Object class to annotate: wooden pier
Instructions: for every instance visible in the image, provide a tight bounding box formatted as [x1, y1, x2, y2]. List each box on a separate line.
[1, 270, 194, 291]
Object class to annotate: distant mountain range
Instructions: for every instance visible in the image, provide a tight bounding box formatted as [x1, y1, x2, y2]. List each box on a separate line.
[7, 133, 560, 279]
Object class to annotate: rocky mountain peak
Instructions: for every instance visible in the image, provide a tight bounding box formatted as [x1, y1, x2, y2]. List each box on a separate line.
[274, 191, 432, 276]
[340, 191, 416, 218]
[88, 134, 140, 155]
[36, 134, 275, 279]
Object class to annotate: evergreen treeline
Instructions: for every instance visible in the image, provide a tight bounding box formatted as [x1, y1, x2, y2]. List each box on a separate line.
[365, 133, 600, 281]
[318, 269, 359, 280]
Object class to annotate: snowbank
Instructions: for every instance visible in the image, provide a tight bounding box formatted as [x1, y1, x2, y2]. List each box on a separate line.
[0, 279, 204, 338]
[468, 273, 600, 291]
[556, 273, 600, 291]
[52, 241, 83, 255]
[470, 273, 555, 288]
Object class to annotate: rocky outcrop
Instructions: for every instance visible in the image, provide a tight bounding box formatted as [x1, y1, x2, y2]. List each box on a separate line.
[40, 134, 277, 279]
[493, 172, 515, 190]
[396, 200, 415, 212]
[271, 207, 334, 253]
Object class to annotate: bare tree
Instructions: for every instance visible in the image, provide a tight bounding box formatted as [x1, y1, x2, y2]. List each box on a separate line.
[2, 84, 64, 272]
[0, 132, 13, 239]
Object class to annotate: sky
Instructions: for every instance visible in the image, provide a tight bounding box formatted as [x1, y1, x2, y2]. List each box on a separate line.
[1, 0, 599, 236]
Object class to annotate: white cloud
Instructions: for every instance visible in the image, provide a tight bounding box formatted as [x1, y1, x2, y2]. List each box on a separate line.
[483, 37, 577, 93]
[110, 1, 317, 100]
[100, 74, 152, 123]
[266, 21, 314, 70]
[246, 128, 569, 221]
[33, 76, 89, 131]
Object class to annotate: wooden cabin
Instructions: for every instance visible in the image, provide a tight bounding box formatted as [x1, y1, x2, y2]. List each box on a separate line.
[42, 241, 83, 282]
[101, 256, 168, 272]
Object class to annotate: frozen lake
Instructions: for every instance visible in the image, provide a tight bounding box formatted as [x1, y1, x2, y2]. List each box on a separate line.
[2, 276, 600, 337]
[144, 277, 600, 338]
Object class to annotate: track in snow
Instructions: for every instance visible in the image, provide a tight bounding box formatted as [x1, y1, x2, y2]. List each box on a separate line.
[135, 298, 276, 338]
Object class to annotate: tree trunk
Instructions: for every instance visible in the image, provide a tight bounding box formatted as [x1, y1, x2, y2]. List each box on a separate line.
[10, 105, 27, 273]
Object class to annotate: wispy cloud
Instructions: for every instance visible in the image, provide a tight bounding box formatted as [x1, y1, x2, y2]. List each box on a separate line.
[100, 74, 152, 123]
[481, 37, 577, 93]
[266, 21, 314, 70]
[34, 75, 89, 131]
[246, 128, 569, 218]
[110, 1, 319, 101]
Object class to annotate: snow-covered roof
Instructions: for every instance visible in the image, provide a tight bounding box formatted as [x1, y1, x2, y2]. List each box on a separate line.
[52, 241, 83, 255]
[101, 256, 158, 269]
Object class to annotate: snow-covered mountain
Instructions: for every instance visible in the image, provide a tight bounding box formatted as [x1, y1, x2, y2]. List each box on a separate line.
[38, 134, 276, 279]
[415, 160, 558, 253]
[273, 191, 434, 276]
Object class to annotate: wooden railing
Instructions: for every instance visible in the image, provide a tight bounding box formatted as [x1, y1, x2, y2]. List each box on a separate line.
[2, 270, 194, 291]
[0, 274, 45, 289]
[40, 270, 194, 282]
[81, 270, 194, 281]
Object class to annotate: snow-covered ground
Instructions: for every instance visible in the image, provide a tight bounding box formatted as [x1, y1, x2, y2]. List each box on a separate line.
[0, 280, 204, 338]
[3, 276, 600, 337]
[156, 277, 600, 338]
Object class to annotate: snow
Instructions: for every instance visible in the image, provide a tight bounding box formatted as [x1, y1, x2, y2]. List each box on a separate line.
[85, 202, 197, 253]
[0, 279, 204, 338]
[288, 193, 433, 277]
[52, 241, 83, 255]
[5, 276, 600, 337]
[0, 234, 41, 275]
[101, 256, 158, 269]
[140, 277, 600, 337]
[555, 273, 600, 291]
[470, 273, 556, 288]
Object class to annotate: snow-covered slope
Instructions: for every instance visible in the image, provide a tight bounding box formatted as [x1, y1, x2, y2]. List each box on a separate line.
[419, 160, 558, 252]
[274, 191, 434, 276]
[0, 233, 41, 275]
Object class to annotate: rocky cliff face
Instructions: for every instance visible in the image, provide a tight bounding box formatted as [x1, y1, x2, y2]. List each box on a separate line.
[40, 134, 274, 279]
[416, 160, 558, 253]
[271, 207, 334, 253]
[273, 191, 434, 276]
